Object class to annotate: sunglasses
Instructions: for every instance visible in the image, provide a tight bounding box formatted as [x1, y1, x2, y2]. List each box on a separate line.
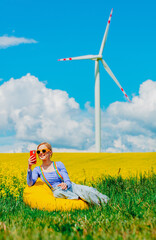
[36, 148, 50, 154]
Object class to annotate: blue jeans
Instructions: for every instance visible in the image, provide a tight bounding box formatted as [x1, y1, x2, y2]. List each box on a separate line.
[52, 182, 109, 205]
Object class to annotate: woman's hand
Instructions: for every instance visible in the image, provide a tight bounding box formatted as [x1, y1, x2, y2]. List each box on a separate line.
[28, 155, 36, 170]
[57, 182, 68, 190]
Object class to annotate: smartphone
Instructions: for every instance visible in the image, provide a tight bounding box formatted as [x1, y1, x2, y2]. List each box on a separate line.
[30, 150, 37, 164]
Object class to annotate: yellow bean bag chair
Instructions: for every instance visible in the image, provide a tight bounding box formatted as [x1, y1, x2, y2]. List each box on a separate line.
[23, 179, 88, 211]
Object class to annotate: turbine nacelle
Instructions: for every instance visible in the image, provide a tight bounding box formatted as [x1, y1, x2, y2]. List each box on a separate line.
[91, 55, 102, 61]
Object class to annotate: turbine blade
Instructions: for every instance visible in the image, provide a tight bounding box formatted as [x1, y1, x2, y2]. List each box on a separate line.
[101, 59, 131, 102]
[58, 55, 100, 61]
[99, 9, 113, 56]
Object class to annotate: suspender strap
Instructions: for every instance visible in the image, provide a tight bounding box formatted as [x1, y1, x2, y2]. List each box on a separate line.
[39, 166, 53, 189]
[39, 162, 64, 189]
[53, 162, 64, 181]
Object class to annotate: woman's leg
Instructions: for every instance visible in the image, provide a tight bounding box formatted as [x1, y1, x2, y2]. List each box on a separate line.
[52, 186, 79, 200]
[72, 183, 109, 205]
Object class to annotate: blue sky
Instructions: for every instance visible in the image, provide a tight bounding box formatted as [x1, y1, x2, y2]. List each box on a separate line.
[0, 0, 156, 152]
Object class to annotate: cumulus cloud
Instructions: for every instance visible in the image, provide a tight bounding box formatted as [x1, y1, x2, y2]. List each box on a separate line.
[0, 35, 37, 48]
[0, 75, 156, 153]
[102, 80, 156, 152]
[0, 74, 94, 152]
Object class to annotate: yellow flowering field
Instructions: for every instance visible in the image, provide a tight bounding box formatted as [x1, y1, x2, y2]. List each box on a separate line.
[0, 152, 155, 199]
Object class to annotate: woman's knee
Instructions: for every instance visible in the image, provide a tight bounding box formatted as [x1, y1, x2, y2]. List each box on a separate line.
[53, 188, 79, 200]
[53, 189, 65, 198]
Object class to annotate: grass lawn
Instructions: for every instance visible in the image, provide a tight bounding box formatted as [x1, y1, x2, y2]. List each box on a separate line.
[0, 173, 155, 240]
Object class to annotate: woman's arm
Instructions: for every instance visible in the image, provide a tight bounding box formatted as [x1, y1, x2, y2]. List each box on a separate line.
[57, 162, 72, 189]
[27, 167, 39, 186]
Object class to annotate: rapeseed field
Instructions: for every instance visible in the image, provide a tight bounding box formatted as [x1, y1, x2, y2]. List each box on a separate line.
[0, 152, 155, 239]
[0, 152, 155, 199]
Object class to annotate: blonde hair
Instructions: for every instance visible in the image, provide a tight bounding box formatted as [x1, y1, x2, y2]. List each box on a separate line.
[37, 142, 52, 150]
[37, 142, 53, 157]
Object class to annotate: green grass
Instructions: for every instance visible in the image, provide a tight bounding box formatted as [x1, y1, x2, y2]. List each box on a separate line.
[0, 173, 156, 240]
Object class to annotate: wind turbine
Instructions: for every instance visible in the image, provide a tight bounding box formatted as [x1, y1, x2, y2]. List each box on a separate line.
[58, 9, 131, 152]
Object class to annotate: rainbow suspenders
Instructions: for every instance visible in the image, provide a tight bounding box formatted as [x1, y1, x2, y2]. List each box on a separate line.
[39, 162, 64, 189]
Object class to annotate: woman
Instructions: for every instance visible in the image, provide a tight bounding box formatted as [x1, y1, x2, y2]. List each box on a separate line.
[27, 142, 109, 206]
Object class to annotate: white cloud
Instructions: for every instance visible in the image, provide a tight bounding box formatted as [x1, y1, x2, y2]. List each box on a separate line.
[0, 139, 38, 153]
[0, 75, 156, 153]
[0, 74, 94, 152]
[102, 80, 156, 152]
[0, 35, 37, 48]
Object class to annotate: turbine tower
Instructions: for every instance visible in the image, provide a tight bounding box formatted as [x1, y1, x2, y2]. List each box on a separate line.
[58, 9, 131, 152]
